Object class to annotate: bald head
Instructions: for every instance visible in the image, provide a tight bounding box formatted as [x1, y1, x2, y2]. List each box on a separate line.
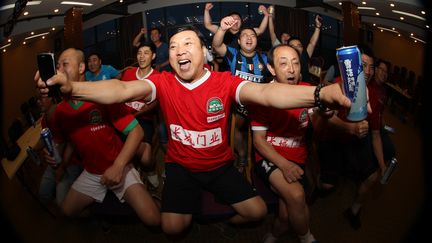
[58, 48, 86, 82]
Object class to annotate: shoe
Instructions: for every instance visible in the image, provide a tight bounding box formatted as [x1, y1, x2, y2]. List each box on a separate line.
[343, 208, 361, 230]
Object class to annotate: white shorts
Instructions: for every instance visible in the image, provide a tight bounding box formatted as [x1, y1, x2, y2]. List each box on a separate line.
[71, 164, 143, 203]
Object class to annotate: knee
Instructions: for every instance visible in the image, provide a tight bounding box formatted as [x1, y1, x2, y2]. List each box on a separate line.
[248, 199, 268, 221]
[161, 220, 188, 235]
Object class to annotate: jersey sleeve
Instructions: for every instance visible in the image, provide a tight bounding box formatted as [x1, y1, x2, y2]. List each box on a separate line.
[249, 104, 270, 131]
[106, 103, 139, 135]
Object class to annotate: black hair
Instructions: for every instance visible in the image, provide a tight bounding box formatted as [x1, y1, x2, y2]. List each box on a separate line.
[267, 44, 299, 67]
[238, 27, 257, 39]
[150, 27, 161, 34]
[168, 25, 206, 47]
[225, 11, 242, 19]
[137, 41, 156, 54]
[357, 44, 374, 59]
[287, 36, 301, 45]
[87, 52, 101, 61]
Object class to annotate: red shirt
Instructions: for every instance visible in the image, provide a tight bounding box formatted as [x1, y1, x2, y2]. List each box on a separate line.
[250, 82, 310, 164]
[146, 71, 246, 172]
[51, 101, 138, 174]
[367, 79, 387, 131]
[122, 67, 159, 121]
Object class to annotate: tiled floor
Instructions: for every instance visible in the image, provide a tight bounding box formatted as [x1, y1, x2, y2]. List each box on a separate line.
[0, 108, 427, 243]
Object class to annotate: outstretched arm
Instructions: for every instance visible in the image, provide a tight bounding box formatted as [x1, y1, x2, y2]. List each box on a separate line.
[306, 15, 322, 57]
[204, 3, 219, 34]
[35, 71, 153, 105]
[240, 81, 351, 110]
[254, 5, 269, 36]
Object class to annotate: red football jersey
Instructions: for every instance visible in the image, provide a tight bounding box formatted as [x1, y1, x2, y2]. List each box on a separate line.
[146, 71, 247, 172]
[50, 100, 138, 174]
[367, 79, 387, 131]
[122, 67, 159, 121]
[250, 82, 310, 164]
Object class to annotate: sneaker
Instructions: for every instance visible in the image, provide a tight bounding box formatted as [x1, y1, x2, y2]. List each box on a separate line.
[343, 208, 361, 230]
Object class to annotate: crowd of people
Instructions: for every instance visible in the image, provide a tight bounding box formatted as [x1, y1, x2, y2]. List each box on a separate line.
[29, 4, 398, 243]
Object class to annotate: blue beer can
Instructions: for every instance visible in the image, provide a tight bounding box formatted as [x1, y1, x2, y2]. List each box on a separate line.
[336, 45, 367, 121]
[40, 128, 62, 164]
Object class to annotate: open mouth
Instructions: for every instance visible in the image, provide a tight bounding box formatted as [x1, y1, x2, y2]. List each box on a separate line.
[178, 59, 191, 71]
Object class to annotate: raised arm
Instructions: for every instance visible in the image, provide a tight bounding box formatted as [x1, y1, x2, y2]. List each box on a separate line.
[204, 3, 219, 34]
[212, 16, 237, 57]
[254, 5, 269, 36]
[35, 71, 153, 105]
[133, 28, 147, 48]
[268, 8, 278, 46]
[306, 15, 322, 57]
[240, 82, 351, 110]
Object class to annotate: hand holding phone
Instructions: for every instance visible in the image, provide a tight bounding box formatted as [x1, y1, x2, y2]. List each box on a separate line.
[37, 53, 62, 103]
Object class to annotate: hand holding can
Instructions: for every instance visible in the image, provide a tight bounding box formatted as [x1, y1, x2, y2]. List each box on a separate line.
[336, 45, 368, 121]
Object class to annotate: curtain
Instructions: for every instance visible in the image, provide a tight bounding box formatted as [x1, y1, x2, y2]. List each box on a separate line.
[119, 12, 144, 69]
[274, 6, 309, 45]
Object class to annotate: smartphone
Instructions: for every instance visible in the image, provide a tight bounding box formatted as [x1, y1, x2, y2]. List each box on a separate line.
[37, 53, 62, 103]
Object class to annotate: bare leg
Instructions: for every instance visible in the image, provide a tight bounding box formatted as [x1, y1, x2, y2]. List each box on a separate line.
[161, 212, 193, 235]
[229, 196, 267, 224]
[61, 188, 95, 217]
[123, 183, 160, 226]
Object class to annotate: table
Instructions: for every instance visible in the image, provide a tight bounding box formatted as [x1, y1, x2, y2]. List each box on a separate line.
[1, 120, 42, 179]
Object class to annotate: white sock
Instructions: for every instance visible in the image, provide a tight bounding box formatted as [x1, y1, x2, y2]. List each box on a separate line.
[263, 232, 278, 243]
[351, 202, 362, 215]
[298, 229, 316, 243]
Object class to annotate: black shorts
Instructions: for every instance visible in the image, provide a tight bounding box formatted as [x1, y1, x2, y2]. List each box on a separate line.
[137, 119, 154, 144]
[161, 162, 257, 214]
[318, 134, 378, 185]
[254, 159, 306, 187]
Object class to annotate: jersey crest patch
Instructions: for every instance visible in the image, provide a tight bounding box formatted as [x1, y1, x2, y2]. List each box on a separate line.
[207, 97, 224, 113]
[89, 109, 103, 124]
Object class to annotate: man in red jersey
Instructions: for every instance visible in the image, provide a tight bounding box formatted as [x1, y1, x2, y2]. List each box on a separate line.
[250, 45, 325, 243]
[36, 26, 351, 235]
[122, 42, 161, 188]
[41, 48, 160, 226]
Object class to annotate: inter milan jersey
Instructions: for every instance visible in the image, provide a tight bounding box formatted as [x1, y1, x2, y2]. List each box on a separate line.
[145, 70, 247, 172]
[50, 101, 138, 174]
[122, 67, 159, 121]
[225, 46, 268, 83]
[250, 82, 311, 164]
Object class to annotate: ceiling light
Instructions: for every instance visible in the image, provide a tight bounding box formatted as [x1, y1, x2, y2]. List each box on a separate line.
[358, 7, 376, 10]
[60, 1, 93, 7]
[2, 49, 6, 53]
[31, 32, 34, 35]
[390, 3, 395, 7]
[411, 33, 414, 36]
[119, 0, 123, 3]
[23, 41, 26, 45]
[7, 39, 11, 42]
[410, 36, 426, 44]
[338, 2, 342, 6]
[427, 25, 430, 29]
[0, 1, 41, 11]
[400, 17, 404, 20]
[362, 1, 366, 4]
[0, 43, 11, 50]
[54, 9, 59, 13]
[25, 32, 50, 40]
[380, 29, 383, 32]
[398, 34, 401, 37]
[392, 10, 426, 21]
[23, 11, 29, 16]
[414, 40, 417, 43]
[375, 12, 380, 16]
[373, 23, 376, 26]
[42, 36, 45, 39]
[421, 11, 425, 15]
[392, 27, 395, 30]
[377, 26, 399, 33]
